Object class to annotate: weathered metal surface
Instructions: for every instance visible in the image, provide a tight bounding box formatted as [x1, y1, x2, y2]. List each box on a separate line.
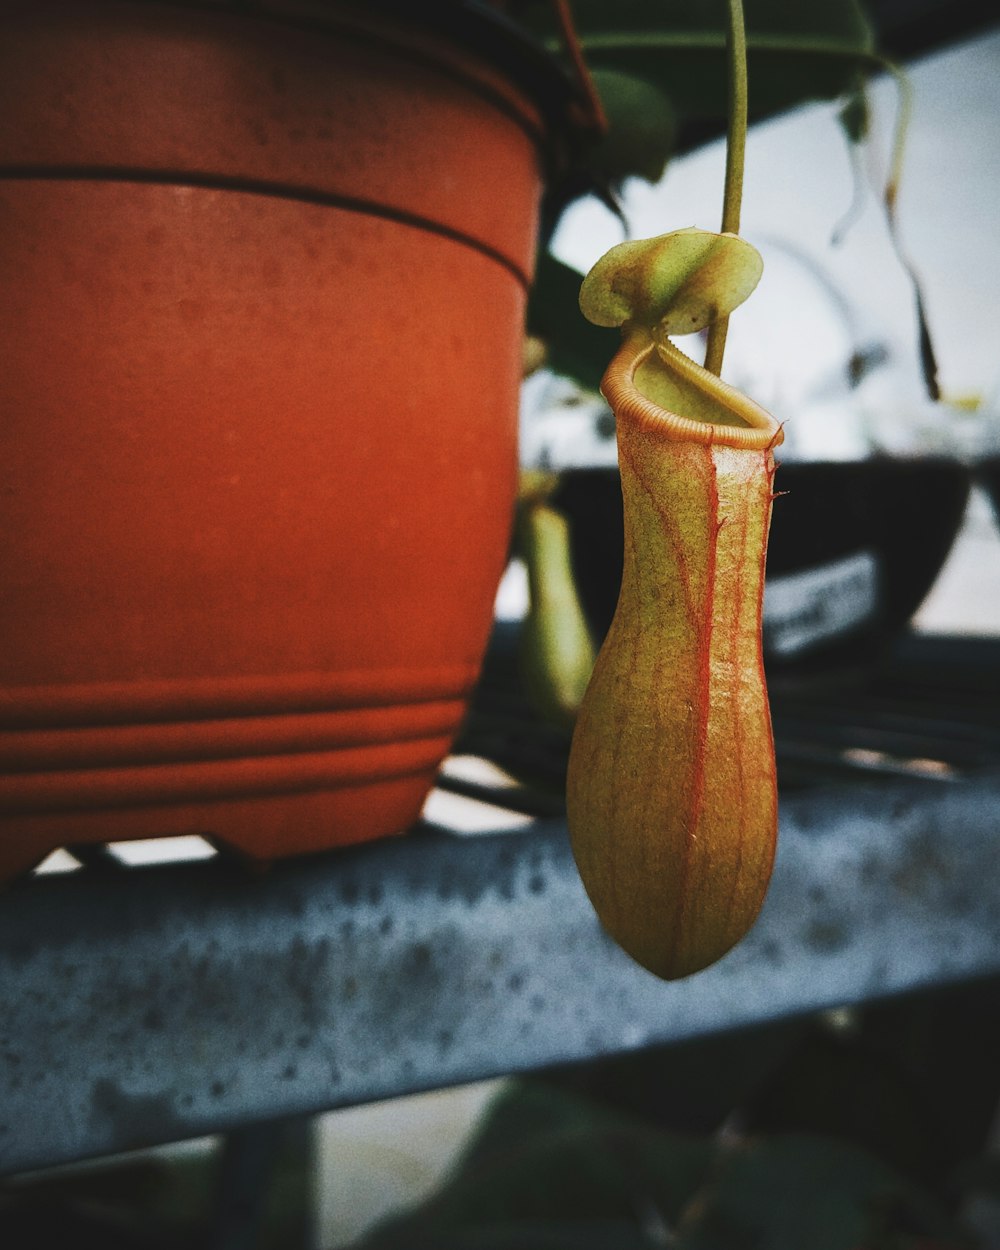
[3, 772, 1000, 1176]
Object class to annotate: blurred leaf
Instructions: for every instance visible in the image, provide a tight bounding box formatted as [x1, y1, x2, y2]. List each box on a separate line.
[539, 1018, 808, 1136]
[588, 68, 677, 188]
[362, 1082, 968, 1250]
[362, 1219, 657, 1249]
[740, 1027, 940, 1186]
[517, 498, 596, 729]
[676, 1134, 960, 1250]
[362, 1080, 715, 1246]
[527, 253, 614, 393]
[516, 0, 874, 135]
[839, 81, 870, 142]
[951, 1152, 1000, 1200]
[524, 0, 877, 390]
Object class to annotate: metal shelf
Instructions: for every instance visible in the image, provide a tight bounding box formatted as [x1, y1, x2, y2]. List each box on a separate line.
[4, 768, 1000, 1177]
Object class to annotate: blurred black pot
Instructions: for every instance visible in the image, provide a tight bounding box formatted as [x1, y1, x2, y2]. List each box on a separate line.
[552, 457, 971, 673]
[977, 456, 1000, 530]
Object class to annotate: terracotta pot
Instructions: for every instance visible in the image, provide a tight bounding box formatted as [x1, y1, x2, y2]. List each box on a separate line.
[0, 1, 574, 879]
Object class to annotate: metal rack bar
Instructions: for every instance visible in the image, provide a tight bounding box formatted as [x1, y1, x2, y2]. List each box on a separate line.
[3, 771, 1000, 1177]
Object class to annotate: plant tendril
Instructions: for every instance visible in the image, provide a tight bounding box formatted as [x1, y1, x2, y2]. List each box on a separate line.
[704, 0, 748, 378]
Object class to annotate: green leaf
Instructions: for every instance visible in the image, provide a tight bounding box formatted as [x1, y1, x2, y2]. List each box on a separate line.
[676, 1134, 958, 1250]
[516, 0, 874, 133]
[521, 0, 877, 390]
[588, 69, 677, 188]
[527, 253, 615, 393]
[517, 499, 596, 729]
[361, 1081, 715, 1246]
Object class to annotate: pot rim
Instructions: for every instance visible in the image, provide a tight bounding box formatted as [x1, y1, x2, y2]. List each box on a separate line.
[103, 0, 596, 179]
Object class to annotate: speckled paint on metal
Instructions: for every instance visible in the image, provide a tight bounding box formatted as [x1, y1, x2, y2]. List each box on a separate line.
[2, 772, 1000, 1175]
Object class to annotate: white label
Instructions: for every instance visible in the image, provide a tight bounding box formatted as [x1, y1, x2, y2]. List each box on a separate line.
[763, 550, 879, 657]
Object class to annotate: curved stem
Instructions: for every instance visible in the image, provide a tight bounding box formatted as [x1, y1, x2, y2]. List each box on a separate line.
[718, 2, 749, 240]
[881, 61, 913, 222]
[877, 64, 939, 398]
[704, 0, 748, 377]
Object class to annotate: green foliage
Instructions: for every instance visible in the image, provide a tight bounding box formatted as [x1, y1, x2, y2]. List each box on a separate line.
[361, 1081, 716, 1245]
[588, 68, 677, 190]
[517, 495, 597, 729]
[517, 0, 874, 141]
[680, 1135, 923, 1250]
[519, 0, 877, 391]
[527, 253, 615, 394]
[360, 1077, 967, 1250]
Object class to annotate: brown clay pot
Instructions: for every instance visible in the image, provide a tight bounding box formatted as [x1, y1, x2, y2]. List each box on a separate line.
[0, 1, 573, 879]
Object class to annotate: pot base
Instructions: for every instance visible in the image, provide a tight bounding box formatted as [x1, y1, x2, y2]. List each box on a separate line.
[1, 663, 475, 882]
[1, 769, 437, 882]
